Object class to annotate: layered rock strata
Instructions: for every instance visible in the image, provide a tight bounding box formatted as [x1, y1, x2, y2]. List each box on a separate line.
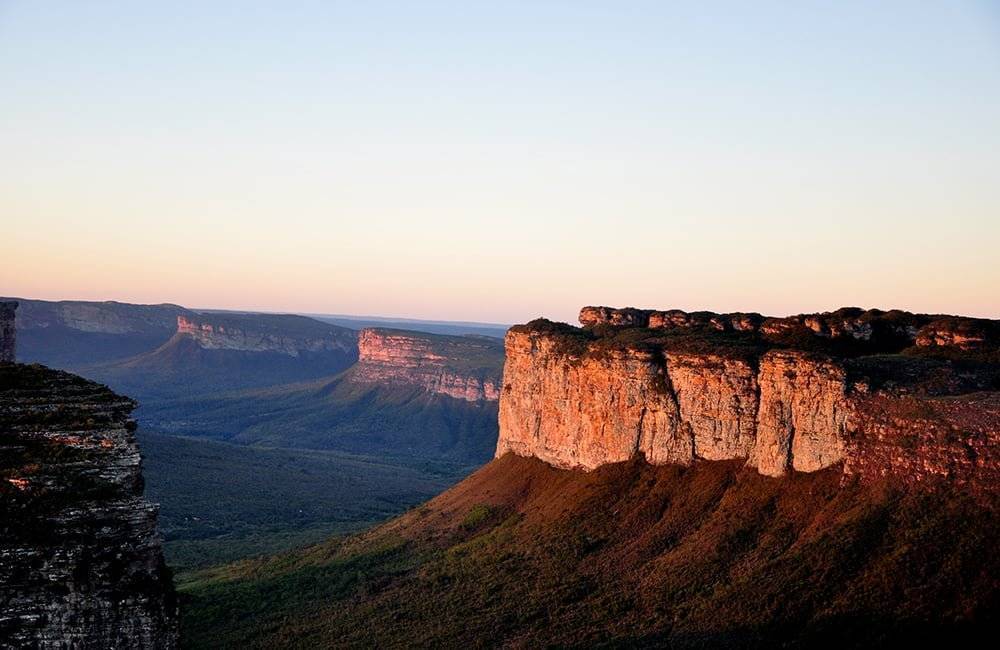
[0, 301, 16, 363]
[352, 329, 502, 402]
[497, 306, 1000, 490]
[0, 364, 178, 648]
[176, 314, 356, 356]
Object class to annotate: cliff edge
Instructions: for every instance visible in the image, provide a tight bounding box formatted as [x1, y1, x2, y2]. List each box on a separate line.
[498, 306, 999, 490]
[351, 328, 502, 402]
[0, 304, 178, 650]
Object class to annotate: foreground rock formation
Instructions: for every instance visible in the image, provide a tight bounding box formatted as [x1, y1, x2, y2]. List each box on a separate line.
[0, 306, 178, 647]
[0, 301, 15, 363]
[498, 306, 999, 489]
[352, 328, 502, 402]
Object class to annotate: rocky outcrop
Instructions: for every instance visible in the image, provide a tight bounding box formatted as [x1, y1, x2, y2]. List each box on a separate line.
[176, 314, 356, 357]
[352, 329, 502, 402]
[1, 301, 16, 363]
[751, 351, 849, 476]
[0, 364, 178, 648]
[497, 306, 1000, 489]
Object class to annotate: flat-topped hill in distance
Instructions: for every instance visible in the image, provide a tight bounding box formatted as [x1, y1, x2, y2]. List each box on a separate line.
[4, 298, 507, 374]
[499, 305, 999, 490]
[136, 327, 503, 462]
[352, 328, 503, 401]
[85, 313, 358, 402]
[8, 298, 191, 367]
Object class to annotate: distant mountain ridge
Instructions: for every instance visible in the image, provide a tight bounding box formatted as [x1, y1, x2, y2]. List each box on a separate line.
[5, 298, 504, 464]
[7, 298, 191, 367]
[88, 313, 359, 402]
[132, 326, 502, 463]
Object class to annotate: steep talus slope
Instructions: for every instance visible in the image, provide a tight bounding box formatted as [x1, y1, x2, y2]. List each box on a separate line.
[0, 364, 178, 648]
[180, 454, 998, 648]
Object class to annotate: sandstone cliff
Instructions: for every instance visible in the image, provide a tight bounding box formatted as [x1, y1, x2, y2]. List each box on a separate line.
[0, 301, 16, 363]
[497, 306, 999, 489]
[176, 313, 356, 356]
[351, 329, 502, 402]
[0, 363, 178, 648]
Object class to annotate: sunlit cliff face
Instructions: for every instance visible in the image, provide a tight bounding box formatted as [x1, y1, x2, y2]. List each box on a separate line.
[497, 306, 1000, 491]
[352, 329, 502, 402]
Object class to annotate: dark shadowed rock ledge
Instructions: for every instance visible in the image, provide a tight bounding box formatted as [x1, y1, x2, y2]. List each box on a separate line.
[0, 363, 178, 648]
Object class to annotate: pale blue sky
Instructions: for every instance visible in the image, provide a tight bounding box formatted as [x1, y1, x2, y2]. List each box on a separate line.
[2, 1, 999, 322]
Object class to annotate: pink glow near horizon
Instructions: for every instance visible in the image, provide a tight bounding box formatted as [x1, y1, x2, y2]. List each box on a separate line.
[2, 2, 998, 323]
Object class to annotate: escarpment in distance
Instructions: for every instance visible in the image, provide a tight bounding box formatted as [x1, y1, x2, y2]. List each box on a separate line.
[351, 328, 502, 402]
[0, 307, 178, 647]
[175, 313, 357, 356]
[498, 306, 999, 489]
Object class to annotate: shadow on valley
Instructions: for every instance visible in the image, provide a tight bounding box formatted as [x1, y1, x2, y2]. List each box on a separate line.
[138, 432, 476, 572]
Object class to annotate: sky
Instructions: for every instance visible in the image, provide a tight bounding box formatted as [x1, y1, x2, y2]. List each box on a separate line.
[2, 1, 999, 324]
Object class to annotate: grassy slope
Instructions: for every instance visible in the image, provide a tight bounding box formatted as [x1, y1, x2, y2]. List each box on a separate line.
[138, 432, 476, 572]
[180, 454, 998, 648]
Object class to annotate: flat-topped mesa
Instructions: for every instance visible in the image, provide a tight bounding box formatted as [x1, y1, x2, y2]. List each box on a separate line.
[353, 328, 503, 402]
[498, 306, 1000, 491]
[176, 313, 357, 356]
[0, 364, 178, 647]
[0, 301, 16, 362]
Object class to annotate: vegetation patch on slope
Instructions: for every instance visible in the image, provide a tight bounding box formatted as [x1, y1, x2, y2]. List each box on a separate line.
[138, 432, 475, 572]
[179, 454, 998, 648]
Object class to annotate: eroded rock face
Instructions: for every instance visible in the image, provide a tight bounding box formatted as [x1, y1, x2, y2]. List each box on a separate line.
[352, 329, 503, 402]
[0, 364, 178, 648]
[0, 301, 16, 363]
[750, 351, 849, 476]
[497, 330, 847, 474]
[497, 306, 1000, 489]
[915, 318, 999, 350]
[176, 314, 356, 356]
[497, 332, 688, 469]
[666, 352, 758, 461]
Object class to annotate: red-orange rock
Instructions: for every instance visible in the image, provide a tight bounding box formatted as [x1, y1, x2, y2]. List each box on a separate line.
[353, 329, 502, 402]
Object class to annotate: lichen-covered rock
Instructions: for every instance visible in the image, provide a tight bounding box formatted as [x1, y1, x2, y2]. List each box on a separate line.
[352, 329, 503, 402]
[0, 364, 178, 648]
